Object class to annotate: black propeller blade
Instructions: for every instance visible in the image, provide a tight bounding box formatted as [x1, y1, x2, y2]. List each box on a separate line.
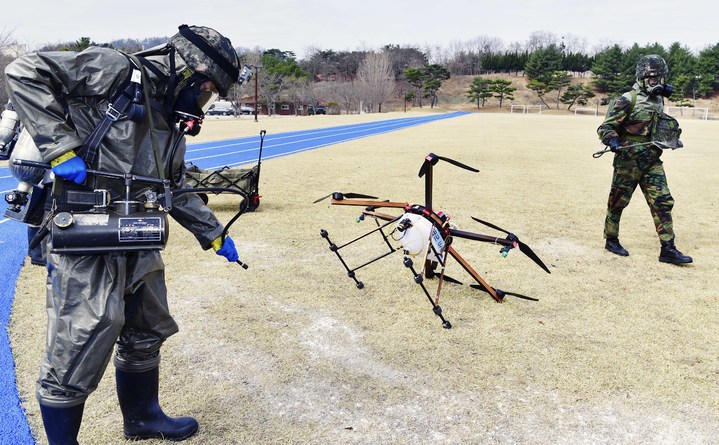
[418, 153, 479, 178]
[470, 216, 511, 234]
[313, 192, 378, 204]
[441, 274, 463, 285]
[469, 285, 539, 302]
[471, 217, 551, 274]
[437, 155, 479, 173]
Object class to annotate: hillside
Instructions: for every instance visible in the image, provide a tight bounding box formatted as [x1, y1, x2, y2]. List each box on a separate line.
[428, 74, 719, 117]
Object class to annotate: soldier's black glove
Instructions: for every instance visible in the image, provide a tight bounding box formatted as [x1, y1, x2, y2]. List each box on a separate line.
[608, 138, 621, 152]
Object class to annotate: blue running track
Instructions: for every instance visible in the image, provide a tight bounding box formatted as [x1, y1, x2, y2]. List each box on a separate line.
[0, 111, 467, 442]
[186, 112, 467, 170]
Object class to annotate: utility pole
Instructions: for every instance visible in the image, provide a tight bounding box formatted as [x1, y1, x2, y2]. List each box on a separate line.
[253, 65, 260, 123]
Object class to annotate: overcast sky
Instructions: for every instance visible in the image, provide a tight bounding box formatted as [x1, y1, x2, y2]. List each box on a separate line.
[3, 0, 718, 59]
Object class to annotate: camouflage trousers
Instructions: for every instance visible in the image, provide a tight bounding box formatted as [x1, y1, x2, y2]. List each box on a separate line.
[604, 154, 675, 242]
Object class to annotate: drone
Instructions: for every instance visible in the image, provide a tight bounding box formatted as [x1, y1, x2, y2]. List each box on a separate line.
[317, 153, 551, 329]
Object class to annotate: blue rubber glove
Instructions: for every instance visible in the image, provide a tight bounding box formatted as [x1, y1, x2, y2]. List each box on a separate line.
[215, 236, 239, 263]
[608, 138, 621, 152]
[51, 152, 87, 184]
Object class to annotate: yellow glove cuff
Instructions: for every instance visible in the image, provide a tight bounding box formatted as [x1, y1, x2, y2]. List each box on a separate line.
[210, 236, 223, 252]
[50, 150, 77, 167]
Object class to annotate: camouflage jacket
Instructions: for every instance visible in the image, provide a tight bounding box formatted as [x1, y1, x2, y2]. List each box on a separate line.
[4, 46, 224, 249]
[597, 83, 664, 159]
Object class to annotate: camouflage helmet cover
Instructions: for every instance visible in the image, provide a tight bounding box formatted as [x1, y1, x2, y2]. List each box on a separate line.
[170, 25, 239, 96]
[635, 54, 668, 81]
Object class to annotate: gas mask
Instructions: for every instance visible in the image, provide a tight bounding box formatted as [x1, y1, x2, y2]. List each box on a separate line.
[644, 76, 674, 97]
[173, 73, 219, 136]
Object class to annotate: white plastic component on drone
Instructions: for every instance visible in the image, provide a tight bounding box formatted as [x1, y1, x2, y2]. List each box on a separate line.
[395, 213, 445, 260]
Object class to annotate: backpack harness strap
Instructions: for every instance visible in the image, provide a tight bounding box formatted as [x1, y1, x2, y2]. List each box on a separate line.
[78, 59, 144, 166]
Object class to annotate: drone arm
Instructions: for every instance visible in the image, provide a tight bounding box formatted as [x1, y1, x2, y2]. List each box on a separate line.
[449, 228, 515, 247]
[447, 246, 502, 302]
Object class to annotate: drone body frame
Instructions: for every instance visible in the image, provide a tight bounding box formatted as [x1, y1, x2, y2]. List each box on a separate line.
[318, 153, 550, 329]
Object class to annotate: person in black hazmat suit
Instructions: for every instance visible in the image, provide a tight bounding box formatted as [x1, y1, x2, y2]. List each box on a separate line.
[4, 25, 246, 443]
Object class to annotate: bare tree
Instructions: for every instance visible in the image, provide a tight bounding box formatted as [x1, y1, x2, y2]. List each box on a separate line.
[506, 41, 526, 53]
[335, 81, 360, 114]
[0, 28, 23, 105]
[383, 45, 427, 79]
[560, 34, 589, 54]
[289, 78, 315, 115]
[323, 80, 359, 115]
[356, 51, 394, 113]
[422, 44, 446, 65]
[526, 30, 561, 52]
[467, 35, 504, 54]
[310, 80, 358, 115]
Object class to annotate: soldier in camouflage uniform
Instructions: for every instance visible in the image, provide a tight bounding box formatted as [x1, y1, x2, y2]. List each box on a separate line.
[597, 54, 692, 265]
[5, 25, 244, 444]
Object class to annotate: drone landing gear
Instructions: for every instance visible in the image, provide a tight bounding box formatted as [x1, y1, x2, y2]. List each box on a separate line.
[320, 229, 364, 288]
[403, 257, 452, 329]
[320, 219, 401, 290]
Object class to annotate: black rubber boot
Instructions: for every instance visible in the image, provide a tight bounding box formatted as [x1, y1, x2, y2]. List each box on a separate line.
[39, 402, 84, 445]
[659, 239, 693, 264]
[605, 237, 629, 256]
[116, 367, 199, 441]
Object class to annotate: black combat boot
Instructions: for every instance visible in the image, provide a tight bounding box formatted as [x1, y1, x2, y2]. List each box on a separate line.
[116, 367, 199, 441]
[39, 402, 84, 445]
[659, 239, 693, 264]
[605, 237, 629, 256]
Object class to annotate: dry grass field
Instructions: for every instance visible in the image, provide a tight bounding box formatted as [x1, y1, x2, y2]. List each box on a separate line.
[9, 110, 719, 444]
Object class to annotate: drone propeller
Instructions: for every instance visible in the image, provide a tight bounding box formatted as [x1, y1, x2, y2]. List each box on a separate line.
[418, 152, 479, 178]
[313, 192, 379, 204]
[469, 284, 539, 301]
[471, 217, 551, 274]
[425, 272, 463, 285]
[441, 274, 464, 285]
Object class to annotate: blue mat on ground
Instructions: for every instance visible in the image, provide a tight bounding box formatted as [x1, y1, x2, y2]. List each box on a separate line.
[0, 219, 35, 444]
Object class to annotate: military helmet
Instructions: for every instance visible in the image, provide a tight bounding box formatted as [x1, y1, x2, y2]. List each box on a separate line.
[635, 54, 668, 81]
[169, 25, 240, 96]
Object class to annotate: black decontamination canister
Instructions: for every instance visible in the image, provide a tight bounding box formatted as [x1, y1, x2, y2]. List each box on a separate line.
[50, 200, 169, 255]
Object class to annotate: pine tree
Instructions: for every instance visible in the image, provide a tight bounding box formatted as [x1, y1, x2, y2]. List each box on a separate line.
[490, 79, 516, 108]
[467, 77, 493, 107]
[696, 43, 719, 97]
[591, 45, 630, 97]
[525, 44, 563, 84]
